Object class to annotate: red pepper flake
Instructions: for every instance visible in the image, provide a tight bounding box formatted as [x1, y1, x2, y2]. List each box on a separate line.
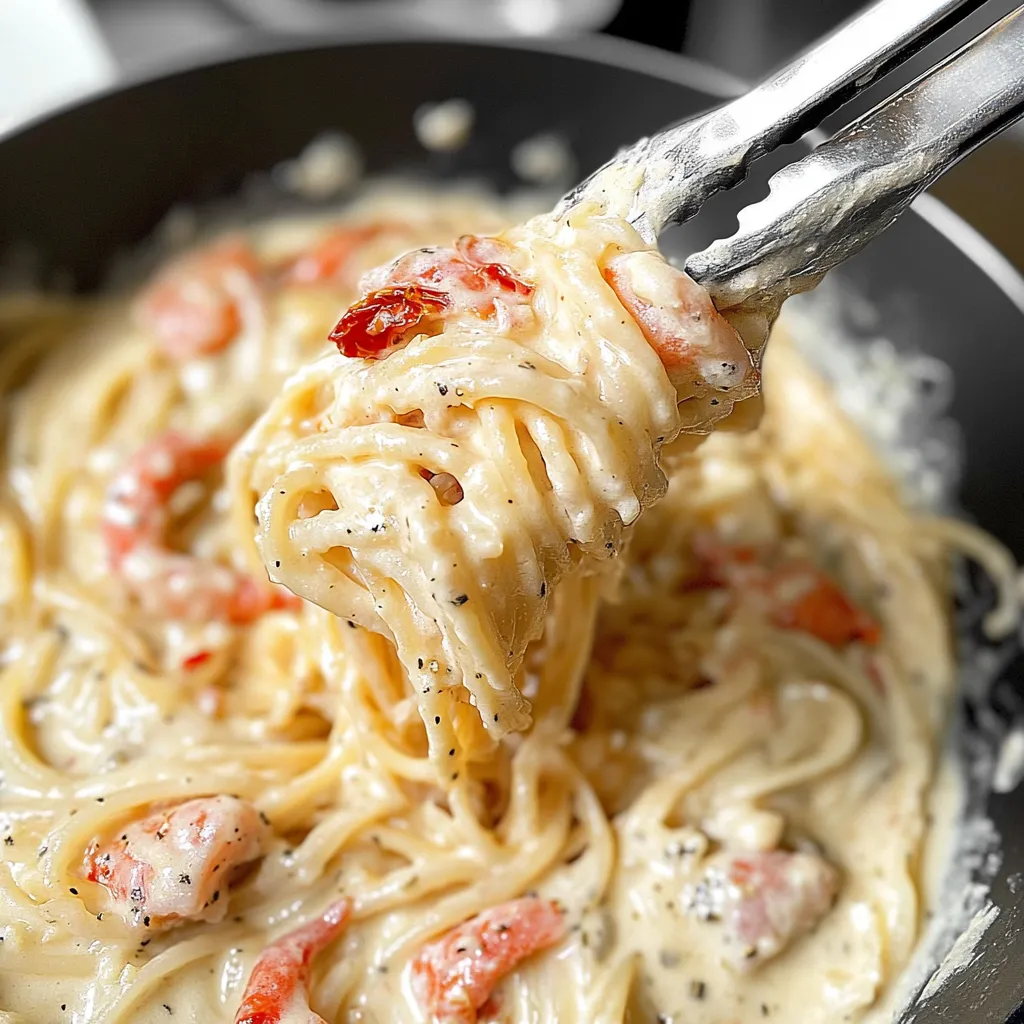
[181, 650, 213, 671]
[329, 285, 450, 359]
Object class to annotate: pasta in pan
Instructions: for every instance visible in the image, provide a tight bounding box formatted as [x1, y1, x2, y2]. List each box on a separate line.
[0, 186, 1014, 1024]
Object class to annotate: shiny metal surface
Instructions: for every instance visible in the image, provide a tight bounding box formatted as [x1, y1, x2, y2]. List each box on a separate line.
[556, 0, 986, 239]
[687, 3, 1024, 314]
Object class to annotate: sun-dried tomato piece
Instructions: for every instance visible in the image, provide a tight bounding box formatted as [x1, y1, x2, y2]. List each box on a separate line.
[456, 235, 534, 298]
[362, 237, 534, 326]
[478, 260, 533, 296]
[329, 285, 450, 359]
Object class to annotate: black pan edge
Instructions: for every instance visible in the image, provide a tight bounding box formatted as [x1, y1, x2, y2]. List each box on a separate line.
[0, 31, 746, 148]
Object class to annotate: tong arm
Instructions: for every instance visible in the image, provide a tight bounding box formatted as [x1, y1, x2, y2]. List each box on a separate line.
[686, 4, 1024, 314]
[556, 0, 985, 240]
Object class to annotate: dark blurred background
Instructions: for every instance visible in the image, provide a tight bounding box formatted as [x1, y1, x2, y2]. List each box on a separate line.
[6, 0, 1024, 271]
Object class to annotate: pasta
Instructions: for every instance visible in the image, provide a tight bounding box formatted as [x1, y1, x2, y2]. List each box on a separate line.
[0, 185, 1014, 1024]
[237, 201, 758, 764]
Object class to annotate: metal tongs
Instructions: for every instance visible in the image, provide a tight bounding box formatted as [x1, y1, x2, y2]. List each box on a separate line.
[559, 0, 1024, 323]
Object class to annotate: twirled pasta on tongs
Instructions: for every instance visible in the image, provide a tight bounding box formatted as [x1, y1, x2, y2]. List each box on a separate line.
[235, 202, 759, 761]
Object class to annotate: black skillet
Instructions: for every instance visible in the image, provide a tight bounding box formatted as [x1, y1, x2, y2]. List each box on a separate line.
[0, 33, 1022, 1024]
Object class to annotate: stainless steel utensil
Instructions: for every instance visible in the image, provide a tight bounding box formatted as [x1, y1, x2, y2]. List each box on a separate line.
[560, 0, 1024, 320]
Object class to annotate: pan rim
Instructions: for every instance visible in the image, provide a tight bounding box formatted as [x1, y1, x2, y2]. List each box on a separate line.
[0, 31, 746, 145]
[913, 191, 1024, 318]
